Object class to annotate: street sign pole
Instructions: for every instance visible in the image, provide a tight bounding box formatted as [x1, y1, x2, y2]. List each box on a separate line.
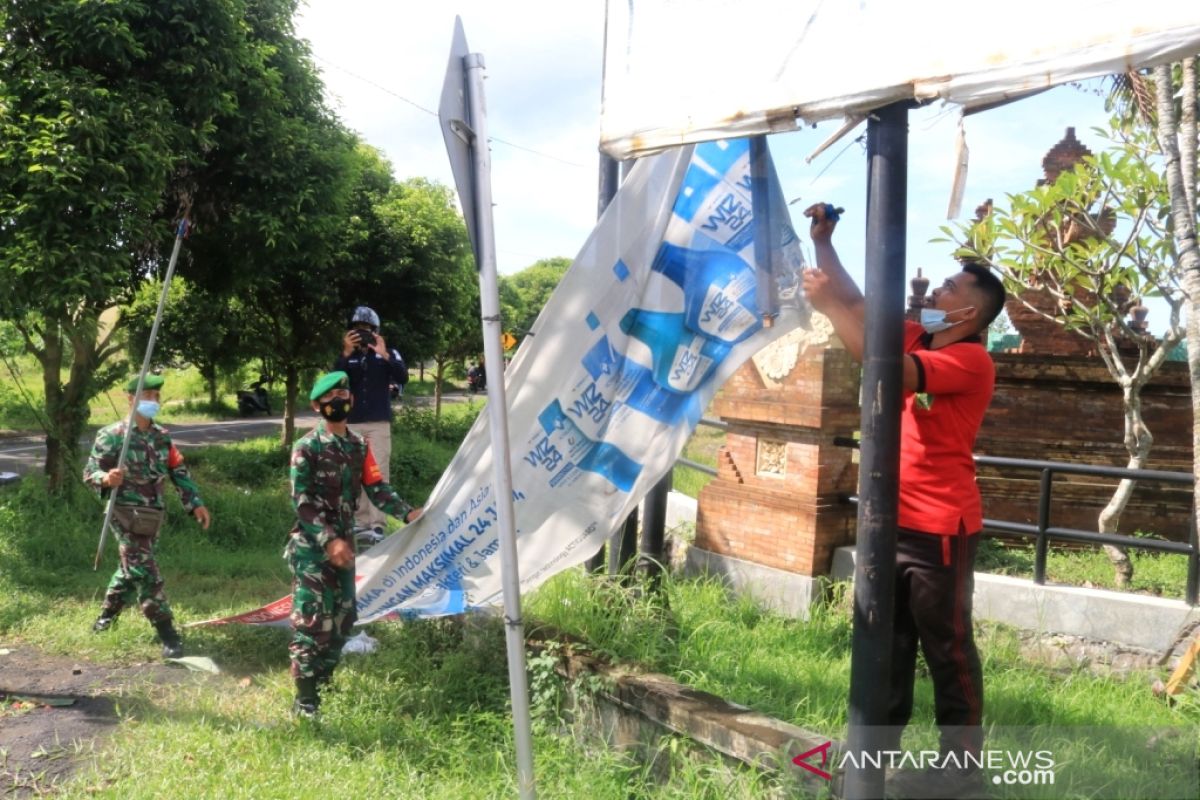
[440, 17, 537, 800]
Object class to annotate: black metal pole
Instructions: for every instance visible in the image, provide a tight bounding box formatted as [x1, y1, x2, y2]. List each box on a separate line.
[843, 101, 908, 800]
[640, 472, 672, 590]
[749, 135, 777, 326]
[1034, 468, 1053, 585]
[612, 505, 639, 579]
[1186, 506, 1199, 607]
[586, 153, 622, 574]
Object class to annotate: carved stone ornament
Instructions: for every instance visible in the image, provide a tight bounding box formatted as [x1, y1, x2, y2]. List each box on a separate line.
[756, 439, 788, 477]
[751, 315, 837, 388]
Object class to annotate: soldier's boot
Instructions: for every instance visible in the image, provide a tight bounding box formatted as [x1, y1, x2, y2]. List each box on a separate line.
[92, 609, 120, 633]
[154, 619, 184, 659]
[293, 677, 320, 719]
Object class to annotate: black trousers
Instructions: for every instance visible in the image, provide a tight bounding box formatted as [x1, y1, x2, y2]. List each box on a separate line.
[887, 527, 984, 758]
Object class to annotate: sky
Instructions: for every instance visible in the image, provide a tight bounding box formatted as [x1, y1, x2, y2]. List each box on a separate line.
[294, 1, 1152, 328]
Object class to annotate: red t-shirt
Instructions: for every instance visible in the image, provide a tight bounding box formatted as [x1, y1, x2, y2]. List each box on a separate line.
[898, 320, 995, 535]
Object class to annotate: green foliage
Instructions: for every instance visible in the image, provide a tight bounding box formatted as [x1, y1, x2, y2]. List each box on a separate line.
[976, 537, 1191, 597]
[499, 257, 572, 345]
[394, 403, 480, 445]
[388, 405, 481, 504]
[0, 435, 785, 798]
[0, 0, 355, 482]
[943, 117, 1185, 354]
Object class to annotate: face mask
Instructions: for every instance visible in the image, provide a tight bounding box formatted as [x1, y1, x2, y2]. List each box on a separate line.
[319, 396, 352, 423]
[135, 400, 160, 420]
[920, 306, 973, 334]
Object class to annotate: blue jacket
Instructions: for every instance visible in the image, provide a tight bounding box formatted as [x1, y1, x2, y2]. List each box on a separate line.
[333, 346, 408, 423]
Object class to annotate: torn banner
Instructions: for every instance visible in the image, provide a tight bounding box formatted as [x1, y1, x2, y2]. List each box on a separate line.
[194, 137, 811, 628]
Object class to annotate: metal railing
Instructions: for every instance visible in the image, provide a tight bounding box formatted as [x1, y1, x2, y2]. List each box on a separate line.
[832, 436, 1200, 606]
[673, 417, 726, 478]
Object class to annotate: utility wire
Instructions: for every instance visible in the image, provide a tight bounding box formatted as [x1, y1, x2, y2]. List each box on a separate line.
[313, 54, 588, 169]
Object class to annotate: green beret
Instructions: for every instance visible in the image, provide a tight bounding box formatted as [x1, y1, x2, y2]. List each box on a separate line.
[125, 374, 165, 393]
[309, 371, 349, 401]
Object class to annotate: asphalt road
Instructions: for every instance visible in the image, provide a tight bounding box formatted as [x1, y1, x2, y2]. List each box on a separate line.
[0, 414, 318, 479]
[0, 392, 473, 481]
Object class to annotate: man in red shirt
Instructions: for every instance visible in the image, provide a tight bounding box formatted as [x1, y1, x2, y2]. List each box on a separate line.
[802, 203, 1006, 798]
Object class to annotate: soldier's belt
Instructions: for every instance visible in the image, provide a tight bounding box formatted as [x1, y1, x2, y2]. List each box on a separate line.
[112, 505, 165, 538]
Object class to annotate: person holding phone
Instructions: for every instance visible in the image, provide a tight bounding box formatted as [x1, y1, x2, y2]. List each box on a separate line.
[334, 305, 409, 542]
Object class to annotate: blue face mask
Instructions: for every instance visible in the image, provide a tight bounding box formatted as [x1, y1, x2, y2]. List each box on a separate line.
[136, 400, 160, 420]
[920, 306, 973, 334]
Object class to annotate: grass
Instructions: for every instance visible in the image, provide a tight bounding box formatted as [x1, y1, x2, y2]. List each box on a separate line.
[672, 423, 724, 499]
[0, 407, 783, 798]
[0, 356, 272, 433]
[976, 536, 1192, 599]
[527, 569, 1200, 798]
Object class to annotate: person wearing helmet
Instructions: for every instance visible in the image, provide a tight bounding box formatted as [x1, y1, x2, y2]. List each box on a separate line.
[335, 306, 409, 541]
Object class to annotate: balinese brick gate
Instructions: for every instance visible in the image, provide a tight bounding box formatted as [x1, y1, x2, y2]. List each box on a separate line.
[978, 354, 1193, 541]
[690, 324, 862, 613]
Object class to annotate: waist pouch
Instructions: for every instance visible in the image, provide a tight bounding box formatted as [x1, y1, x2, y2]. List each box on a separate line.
[112, 505, 165, 538]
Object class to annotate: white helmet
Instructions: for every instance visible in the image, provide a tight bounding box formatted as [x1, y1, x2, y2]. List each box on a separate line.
[350, 306, 380, 328]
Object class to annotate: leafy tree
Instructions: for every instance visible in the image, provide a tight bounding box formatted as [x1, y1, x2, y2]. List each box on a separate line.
[215, 117, 359, 446]
[0, 0, 263, 489]
[946, 112, 1188, 586]
[500, 257, 572, 345]
[125, 278, 248, 409]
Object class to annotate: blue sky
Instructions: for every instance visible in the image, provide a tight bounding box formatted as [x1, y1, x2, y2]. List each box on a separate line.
[296, 1, 1134, 326]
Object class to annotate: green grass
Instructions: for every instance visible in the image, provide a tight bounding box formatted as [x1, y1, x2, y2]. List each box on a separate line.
[0, 356, 254, 432]
[977, 536, 1192, 598]
[527, 569, 1200, 798]
[0, 407, 785, 798]
[672, 423, 724, 499]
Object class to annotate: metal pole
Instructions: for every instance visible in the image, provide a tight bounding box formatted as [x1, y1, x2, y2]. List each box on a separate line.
[1186, 506, 1199, 606]
[1034, 468, 1053, 585]
[749, 135, 777, 326]
[843, 101, 908, 800]
[464, 52, 536, 800]
[586, 154, 622, 574]
[612, 505, 639, 579]
[93, 214, 190, 570]
[640, 472, 671, 590]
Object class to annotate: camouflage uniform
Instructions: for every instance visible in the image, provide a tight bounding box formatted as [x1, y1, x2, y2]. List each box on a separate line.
[84, 421, 204, 624]
[287, 420, 412, 680]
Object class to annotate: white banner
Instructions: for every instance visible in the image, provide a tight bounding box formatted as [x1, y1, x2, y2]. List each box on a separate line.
[358, 137, 811, 620]
[601, 0, 1200, 159]
[200, 138, 811, 626]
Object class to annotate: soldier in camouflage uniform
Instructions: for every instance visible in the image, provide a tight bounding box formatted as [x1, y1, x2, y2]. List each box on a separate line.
[85, 374, 211, 658]
[288, 370, 421, 717]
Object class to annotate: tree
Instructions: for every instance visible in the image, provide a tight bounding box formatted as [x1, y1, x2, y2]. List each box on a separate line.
[125, 278, 248, 409]
[947, 114, 1187, 586]
[1149, 60, 1200, 591]
[500, 257, 572, 345]
[0, 0, 266, 489]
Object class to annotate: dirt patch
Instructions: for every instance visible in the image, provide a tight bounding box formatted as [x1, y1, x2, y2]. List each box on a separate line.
[0, 646, 190, 797]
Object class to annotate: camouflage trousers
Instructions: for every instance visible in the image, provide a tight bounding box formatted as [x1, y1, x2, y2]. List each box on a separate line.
[101, 530, 172, 623]
[288, 538, 356, 680]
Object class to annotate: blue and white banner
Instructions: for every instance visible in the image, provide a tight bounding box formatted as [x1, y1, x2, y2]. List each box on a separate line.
[192, 138, 811, 628]
[353, 137, 811, 621]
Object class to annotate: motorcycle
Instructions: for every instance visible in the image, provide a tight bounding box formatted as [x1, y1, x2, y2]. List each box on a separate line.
[236, 381, 272, 416]
[467, 368, 486, 394]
